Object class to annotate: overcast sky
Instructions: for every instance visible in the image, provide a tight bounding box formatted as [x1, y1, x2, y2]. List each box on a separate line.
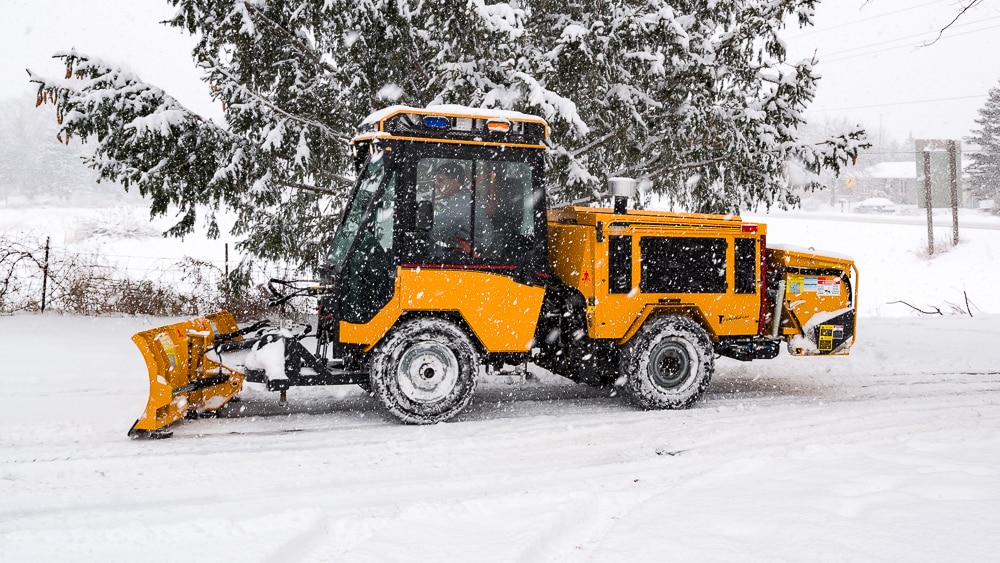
[3, 0, 998, 154]
[787, 0, 1000, 148]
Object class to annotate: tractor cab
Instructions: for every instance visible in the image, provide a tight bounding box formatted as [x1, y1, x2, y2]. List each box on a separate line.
[318, 106, 552, 358]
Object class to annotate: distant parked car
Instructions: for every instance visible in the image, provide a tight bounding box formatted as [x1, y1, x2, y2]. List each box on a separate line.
[854, 197, 896, 214]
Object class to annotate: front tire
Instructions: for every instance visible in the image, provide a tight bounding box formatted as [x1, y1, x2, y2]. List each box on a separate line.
[369, 317, 479, 424]
[620, 315, 714, 410]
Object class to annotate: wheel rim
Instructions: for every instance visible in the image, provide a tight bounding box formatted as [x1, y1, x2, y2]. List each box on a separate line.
[647, 338, 695, 391]
[396, 340, 460, 404]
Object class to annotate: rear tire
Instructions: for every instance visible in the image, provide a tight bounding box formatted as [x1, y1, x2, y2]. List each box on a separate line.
[370, 317, 479, 424]
[620, 316, 714, 410]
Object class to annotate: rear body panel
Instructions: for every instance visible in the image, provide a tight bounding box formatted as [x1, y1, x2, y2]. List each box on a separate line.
[547, 206, 767, 343]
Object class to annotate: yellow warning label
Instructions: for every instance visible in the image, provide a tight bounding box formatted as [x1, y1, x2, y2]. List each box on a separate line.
[818, 324, 834, 351]
[787, 275, 804, 295]
[155, 332, 178, 368]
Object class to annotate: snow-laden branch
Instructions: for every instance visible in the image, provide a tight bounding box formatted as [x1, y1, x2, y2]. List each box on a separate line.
[200, 52, 349, 144]
[240, 1, 337, 74]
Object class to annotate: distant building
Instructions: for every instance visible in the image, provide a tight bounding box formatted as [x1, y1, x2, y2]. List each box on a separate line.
[856, 157, 977, 208]
[859, 162, 917, 204]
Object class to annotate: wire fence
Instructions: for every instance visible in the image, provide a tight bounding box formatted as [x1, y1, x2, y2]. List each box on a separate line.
[0, 232, 308, 319]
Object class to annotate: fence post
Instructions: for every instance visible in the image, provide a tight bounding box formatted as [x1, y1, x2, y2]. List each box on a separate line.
[41, 236, 50, 313]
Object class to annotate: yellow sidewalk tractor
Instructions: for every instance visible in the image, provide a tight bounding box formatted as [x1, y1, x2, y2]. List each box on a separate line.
[129, 106, 858, 438]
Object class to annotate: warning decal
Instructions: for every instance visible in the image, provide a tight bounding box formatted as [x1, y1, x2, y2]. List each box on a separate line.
[155, 332, 178, 369]
[786, 275, 804, 295]
[818, 324, 835, 351]
[786, 275, 842, 297]
[816, 276, 841, 296]
[803, 276, 818, 293]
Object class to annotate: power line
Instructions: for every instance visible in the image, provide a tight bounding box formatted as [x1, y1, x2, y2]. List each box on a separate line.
[808, 94, 987, 113]
[821, 20, 1000, 64]
[785, 0, 950, 39]
[820, 14, 1000, 59]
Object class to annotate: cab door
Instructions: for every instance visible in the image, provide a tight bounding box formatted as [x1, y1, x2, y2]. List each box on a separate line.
[329, 151, 399, 325]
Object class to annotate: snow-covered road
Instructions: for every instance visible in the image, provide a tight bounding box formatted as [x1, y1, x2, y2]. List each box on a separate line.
[2, 314, 998, 561]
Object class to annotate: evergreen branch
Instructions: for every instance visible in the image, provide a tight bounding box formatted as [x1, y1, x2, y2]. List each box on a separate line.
[311, 169, 354, 188]
[647, 155, 729, 176]
[283, 181, 340, 196]
[201, 52, 349, 144]
[672, 155, 726, 173]
[570, 130, 622, 158]
[241, 2, 337, 75]
[404, 34, 433, 97]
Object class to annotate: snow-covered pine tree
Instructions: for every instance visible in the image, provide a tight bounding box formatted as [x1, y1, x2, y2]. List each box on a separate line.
[508, 0, 867, 212]
[966, 81, 1000, 214]
[31, 0, 865, 267]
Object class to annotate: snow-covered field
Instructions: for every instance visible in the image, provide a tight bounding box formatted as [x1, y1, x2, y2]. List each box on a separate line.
[2, 205, 1000, 561]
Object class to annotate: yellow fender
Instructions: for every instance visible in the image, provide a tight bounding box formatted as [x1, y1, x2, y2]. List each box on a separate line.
[128, 311, 245, 438]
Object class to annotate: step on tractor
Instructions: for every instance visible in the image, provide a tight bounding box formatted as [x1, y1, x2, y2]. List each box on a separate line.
[129, 105, 858, 438]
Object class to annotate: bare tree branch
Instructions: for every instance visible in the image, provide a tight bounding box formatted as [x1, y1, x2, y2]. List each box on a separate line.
[922, 0, 986, 47]
[888, 300, 943, 315]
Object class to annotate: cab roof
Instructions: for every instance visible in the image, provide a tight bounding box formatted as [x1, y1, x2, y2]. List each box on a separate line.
[353, 105, 549, 149]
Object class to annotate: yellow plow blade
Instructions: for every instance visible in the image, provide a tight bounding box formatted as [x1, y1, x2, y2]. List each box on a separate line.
[128, 311, 246, 439]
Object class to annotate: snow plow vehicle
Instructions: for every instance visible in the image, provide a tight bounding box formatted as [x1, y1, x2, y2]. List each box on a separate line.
[129, 106, 858, 438]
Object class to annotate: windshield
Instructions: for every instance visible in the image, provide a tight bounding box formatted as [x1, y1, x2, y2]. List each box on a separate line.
[327, 151, 386, 266]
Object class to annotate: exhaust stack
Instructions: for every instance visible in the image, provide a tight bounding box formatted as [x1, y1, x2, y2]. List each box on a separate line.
[608, 177, 637, 214]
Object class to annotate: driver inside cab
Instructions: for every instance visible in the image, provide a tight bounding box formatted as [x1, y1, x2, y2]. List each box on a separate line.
[430, 162, 493, 257]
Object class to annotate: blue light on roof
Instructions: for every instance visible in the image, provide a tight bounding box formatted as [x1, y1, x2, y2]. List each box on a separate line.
[423, 115, 450, 129]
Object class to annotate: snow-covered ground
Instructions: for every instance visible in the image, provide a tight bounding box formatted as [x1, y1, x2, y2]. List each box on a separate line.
[2, 204, 1000, 561]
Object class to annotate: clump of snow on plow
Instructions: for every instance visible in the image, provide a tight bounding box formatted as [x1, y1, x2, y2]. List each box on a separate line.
[244, 333, 291, 380]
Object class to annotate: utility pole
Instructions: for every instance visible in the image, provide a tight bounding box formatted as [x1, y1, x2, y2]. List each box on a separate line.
[948, 140, 959, 245]
[916, 139, 962, 254]
[923, 151, 934, 255]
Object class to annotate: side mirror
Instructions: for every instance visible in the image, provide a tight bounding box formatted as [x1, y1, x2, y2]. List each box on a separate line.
[416, 200, 433, 232]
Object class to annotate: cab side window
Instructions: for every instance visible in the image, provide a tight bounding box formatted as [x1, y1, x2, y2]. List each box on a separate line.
[415, 157, 534, 263]
[481, 161, 534, 252]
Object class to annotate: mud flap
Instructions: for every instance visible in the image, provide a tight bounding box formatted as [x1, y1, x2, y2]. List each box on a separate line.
[128, 312, 246, 438]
